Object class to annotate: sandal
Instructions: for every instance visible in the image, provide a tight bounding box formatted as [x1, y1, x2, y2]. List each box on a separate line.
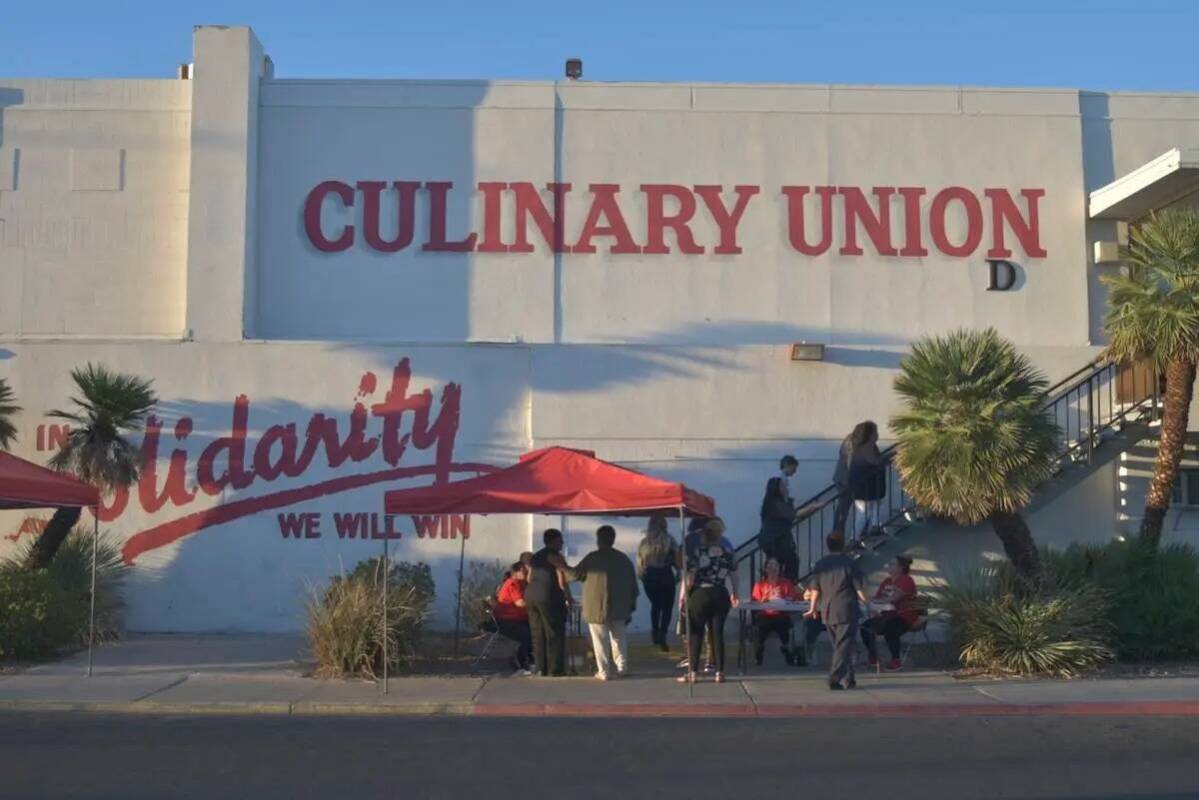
[675, 672, 697, 684]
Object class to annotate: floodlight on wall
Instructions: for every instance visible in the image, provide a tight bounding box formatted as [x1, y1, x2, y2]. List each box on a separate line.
[565, 58, 583, 80]
[790, 342, 825, 362]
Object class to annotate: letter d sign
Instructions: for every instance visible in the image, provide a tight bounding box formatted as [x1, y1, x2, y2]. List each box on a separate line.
[986, 260, 1019, 292]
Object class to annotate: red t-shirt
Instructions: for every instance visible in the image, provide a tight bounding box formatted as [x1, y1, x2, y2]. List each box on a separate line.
[752, 578, 800, 617]
[875, 575, 918, 626]
[494, 577, 528, 622]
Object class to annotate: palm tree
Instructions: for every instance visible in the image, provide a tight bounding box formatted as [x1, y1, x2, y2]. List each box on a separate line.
[1102, 208, 1199, 548]
[891, 328, 1059, 581]
[25, 364, 157, 570]
[0, 377, 18, 451]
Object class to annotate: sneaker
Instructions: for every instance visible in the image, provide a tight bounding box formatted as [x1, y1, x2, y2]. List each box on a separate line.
[885, 659, 903, 672]
[676, 657, 691, 669]
[703, 662, 717, 674]
[754, 653, 764, 667]
[783, 648, 796, 667]
[596, 673, 610, 681]
[517, 669, 534, 677]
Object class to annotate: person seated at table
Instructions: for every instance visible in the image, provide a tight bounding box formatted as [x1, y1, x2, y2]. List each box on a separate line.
[677, 518, 739, 684]
[496, 551, 535, 592]
[861, 554, 919, 671]
[751, 557, 801, 666]
[493, 561, 534, 674]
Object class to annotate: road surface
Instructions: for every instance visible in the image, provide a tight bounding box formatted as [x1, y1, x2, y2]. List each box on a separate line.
[1, 711, 1197, 799]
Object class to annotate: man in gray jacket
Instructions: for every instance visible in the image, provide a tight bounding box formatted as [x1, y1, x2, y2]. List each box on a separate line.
[566, 525, 639, 680]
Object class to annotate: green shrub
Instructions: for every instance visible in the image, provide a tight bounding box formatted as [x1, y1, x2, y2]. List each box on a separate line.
[307, 558, 435, 679]
[0, 523, 128, 660]
[932, 563, 1113, 677]
[0, 566, 83, 660]
[460, 560, 508, 631]
[1045, 539, 1199, 662]
[15, 526, 128, 645]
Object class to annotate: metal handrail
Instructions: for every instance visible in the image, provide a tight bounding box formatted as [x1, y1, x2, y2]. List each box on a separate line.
[734, 358, 1159, 586]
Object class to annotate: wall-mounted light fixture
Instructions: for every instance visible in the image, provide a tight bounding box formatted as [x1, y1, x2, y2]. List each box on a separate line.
[790, 342, 825, 362]
[565, 58, 583, 80]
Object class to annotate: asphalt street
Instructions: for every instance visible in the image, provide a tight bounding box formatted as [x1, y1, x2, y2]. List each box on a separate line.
[1, 711, 1198, 799]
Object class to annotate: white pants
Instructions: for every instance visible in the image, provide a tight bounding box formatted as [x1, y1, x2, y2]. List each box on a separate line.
[854, 499, 879, 536]
[588, 620, 628, 678]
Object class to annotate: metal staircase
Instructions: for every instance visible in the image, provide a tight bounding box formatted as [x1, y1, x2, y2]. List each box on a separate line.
[734, 358, 1161, 581]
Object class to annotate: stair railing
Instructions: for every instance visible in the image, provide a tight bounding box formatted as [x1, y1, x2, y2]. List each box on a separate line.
[734, 358, 1160, 586]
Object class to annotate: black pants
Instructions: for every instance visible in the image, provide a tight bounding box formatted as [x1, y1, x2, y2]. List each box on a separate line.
[861, 616, 910, 661]
[752, 614, 793, 659]
[827, 620, 858, 688]
[803, 618, 825, 646]
[496, 618, 532, 669]
[833, 492, 852, 531]
[687, 586, 731, 673]
[642, 566, 675, 645]
[526, 599, 566, 676]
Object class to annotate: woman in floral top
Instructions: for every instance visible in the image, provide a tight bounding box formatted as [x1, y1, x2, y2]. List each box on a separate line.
[677, 517, 739, 684]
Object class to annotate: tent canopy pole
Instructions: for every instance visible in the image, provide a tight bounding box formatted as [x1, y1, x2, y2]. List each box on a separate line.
[87, 509, 98, 678]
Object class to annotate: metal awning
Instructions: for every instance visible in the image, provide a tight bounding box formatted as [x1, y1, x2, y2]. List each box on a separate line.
[1089, 147, 1199, 221]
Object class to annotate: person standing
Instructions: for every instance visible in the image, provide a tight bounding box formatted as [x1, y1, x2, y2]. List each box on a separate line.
[832, 428, 855, 531]
[848, 421, 887, 542]
[525, 528, 571, 677]
[566, 525, 639, 680]
[760, 455, 800, 581]
[677, 518, 739, 684]
[679, 516, 733, 672]
[637, 515, 679, 652]
[804, 531, 869, 690]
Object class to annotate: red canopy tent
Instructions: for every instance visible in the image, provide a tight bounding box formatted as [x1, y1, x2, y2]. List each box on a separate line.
[382, 446, 716, 693]
[383, 446, 715, 517]
[0, 451, 100, 510]
[0, 451, 104, 675]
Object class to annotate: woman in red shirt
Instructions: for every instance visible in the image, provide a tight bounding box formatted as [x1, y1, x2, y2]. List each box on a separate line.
[861, 554, 919, 671]
[751, 557, 801, 666]
[494, 562, 533, 673]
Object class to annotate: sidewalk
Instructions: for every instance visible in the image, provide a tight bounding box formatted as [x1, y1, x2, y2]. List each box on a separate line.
[4, 634, 1199, 718]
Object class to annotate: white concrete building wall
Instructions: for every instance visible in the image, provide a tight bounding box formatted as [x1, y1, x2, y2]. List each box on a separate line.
[0, 79, 191, 337]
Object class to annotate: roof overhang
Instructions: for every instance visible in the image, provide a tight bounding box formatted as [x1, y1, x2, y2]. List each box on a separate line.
[1089, 147, 1199, 221]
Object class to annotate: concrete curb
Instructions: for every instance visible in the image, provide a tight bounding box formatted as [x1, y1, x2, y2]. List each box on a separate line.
[5, 698, 1199, 718]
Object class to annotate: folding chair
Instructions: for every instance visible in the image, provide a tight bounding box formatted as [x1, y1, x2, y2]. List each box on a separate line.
[470, 599, 503, 675]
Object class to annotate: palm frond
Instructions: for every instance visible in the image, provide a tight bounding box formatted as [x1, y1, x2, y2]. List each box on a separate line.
[890, 328, 1059, 524]
[0, 377, 19, 451]
[1103, 208, 1199, 369]
[47, 364, 157, 492]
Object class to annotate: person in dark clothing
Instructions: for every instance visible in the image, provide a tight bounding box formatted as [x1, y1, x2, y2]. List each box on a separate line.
[847, 421, 887, 542]
[525, 528, 572, 677]
[805, 530, 869, 690]
[677, 518, 740, 684]
[832, 429, 854, 531]
[637, 515, 679, 651]
[760, 455, 800, 581]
